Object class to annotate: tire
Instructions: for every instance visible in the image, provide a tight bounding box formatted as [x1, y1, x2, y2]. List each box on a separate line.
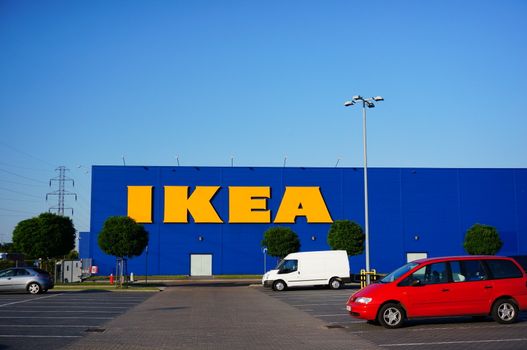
[272, 280, 287, 292]
[27, 282, 41, 295]
[378, 303, 405, 329]
[492, 299, 519, 324]
[329, 278, 342, 290]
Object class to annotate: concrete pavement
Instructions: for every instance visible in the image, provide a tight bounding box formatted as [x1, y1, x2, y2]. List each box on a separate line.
[63, 284, 379, 350]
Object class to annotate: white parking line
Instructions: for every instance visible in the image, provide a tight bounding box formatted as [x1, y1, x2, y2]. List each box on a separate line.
[348, 323, 527, 334]
[379, 338, 527, 347]
[290, 303, 343, 306]
[313, 314, 350, 317]
[7, 305, 128, 309]
[0, 316, 113, 319]
[49, 298, 146, 301]
[0, 335, 81, 338]
[0, 310, 121, 314]
[0, 293, 62, 308]
[0, 324, 95, 328]
[34, 302, 139, 305]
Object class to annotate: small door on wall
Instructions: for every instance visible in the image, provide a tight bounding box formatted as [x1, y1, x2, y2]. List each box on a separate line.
[190, 254, 212, 276]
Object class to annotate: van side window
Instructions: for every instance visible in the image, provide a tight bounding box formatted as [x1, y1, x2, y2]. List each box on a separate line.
[278, 259, 298, 274]
[450, 261, 466, 282]
[485, 259, 523, 279]
[463, 260, 488, 281]
[423, 262, 448, 284]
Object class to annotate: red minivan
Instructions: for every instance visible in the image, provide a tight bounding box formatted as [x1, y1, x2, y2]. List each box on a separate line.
[346, 256, 527, 328]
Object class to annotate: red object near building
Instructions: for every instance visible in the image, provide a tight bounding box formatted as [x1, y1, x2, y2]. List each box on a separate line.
[346, 256, 527, 328]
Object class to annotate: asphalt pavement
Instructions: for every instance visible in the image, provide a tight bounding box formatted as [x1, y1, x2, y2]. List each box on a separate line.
[60, 283, 379, 350]
[0, 290, 153, 350]
[3, 282, 526, 350]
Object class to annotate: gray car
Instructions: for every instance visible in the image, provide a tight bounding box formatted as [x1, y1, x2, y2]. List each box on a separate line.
[0, 267, 54, 294]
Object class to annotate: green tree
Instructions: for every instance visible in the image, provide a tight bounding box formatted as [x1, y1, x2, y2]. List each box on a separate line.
[98, 216, 149, 287]
[261, 226, 300, 259]
[463, 223, 503, 255]
[12, 213, 75, 259]
[98, 216, 149, 259]
[0, 242, 15, 253]
[65, 250, 79, 260]
[327, 220, 365, 256]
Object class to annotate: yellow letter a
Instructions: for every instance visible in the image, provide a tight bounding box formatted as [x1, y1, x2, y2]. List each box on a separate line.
[274, 187, 333, 223]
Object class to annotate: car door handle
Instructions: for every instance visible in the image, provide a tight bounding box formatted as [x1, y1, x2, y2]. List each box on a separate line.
[441, 289, 449, 292]
[484, 286, 493, 289]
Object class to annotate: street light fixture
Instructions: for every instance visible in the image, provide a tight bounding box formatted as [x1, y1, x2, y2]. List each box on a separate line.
[344, 95, 384, 285]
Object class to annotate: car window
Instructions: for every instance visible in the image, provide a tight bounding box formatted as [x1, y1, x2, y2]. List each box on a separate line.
[485, 259, 523, 279]
[278, 259, 298, 274]
[33, 268, 50, 276]
[450, 261, 466, 282]
[463, 260, 488, 281]
[400, 262, 449, 286]
[0, 269, 16, 278]
[382, 262, 419, 283]
[15, 269, 31, 276]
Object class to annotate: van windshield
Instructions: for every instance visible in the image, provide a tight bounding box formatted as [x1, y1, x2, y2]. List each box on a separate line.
[276, 259, 298, 274]
[380, 262, 419, 283]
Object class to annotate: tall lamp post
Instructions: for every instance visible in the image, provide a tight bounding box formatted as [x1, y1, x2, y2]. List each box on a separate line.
[344, 95, 384, 285]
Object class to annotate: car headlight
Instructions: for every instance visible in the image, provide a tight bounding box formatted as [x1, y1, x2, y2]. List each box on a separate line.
[355, 297, 373, 304]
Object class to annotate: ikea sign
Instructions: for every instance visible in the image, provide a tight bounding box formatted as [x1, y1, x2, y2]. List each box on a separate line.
[127, 186, 333, 224]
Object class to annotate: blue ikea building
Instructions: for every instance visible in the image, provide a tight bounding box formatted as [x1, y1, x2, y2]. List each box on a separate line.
[79, 166, 527, 276]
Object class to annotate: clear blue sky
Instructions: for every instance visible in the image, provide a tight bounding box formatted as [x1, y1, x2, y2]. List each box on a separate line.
[1, 0, 526, 243]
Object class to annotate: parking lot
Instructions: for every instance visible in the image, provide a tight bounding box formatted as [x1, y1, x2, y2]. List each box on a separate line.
[260, 285, 527, 349]
[0, 290, 153, 350]
[2, 285, 527, 350]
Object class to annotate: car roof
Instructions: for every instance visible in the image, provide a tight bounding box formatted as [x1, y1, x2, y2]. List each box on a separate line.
[413, 255, 513, 264]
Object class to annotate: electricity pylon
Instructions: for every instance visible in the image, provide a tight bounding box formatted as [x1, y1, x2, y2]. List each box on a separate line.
[47, 166, 77, 215]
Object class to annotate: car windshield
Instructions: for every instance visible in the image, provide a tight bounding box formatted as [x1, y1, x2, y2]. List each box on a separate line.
[380, 262, 420, 283]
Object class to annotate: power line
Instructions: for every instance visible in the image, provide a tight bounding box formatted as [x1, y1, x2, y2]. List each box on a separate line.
[0, 168, 48, 184]
[0, 179, 46, 187]
[0, 141, 55, 167]
[0, 187, 42, 199]
[0, 207, 39, 215]
[0, 197, 41, 203]
[0, 161, 49, 172]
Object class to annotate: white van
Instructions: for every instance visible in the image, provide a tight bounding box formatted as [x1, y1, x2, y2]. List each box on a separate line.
[262, 250, 351, 291]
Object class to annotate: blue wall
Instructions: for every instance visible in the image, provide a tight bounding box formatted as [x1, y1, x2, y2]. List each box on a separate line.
[81, 166, 527, 276]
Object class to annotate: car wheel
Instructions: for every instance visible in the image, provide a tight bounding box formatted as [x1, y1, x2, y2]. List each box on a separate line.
[272, 280, 286, 292]
[27, 282, 41, 295]
[492, 299, 519, 324]
[378, 303, 405, 329]
[329, 278, 342, 290]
